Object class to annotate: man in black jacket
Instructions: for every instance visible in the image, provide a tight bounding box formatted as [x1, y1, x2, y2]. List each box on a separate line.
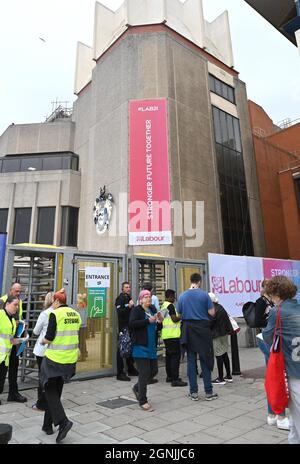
[115, 282, 138, 381]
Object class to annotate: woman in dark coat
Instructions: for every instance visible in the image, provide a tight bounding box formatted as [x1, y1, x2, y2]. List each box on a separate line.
[209, 293, 233, 385]
[129, 290, 163, 411]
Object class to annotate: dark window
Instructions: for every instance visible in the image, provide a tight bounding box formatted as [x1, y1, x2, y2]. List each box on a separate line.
[13, 208, 32, 244]
[0, 209, 8, 234]
[0, 152, 79, 173]
[209, 74, 235, 104]
[20, 158, 42, 172]
[60, 207, 79, 247]
[212, 106, 254, 256]
[36, 207, 56, 245]
[42, 157, 63, 170]
[2, 158, 20, 172]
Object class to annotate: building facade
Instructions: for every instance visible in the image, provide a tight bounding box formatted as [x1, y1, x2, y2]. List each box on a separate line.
[249, 100, 300, 260]
[0, 0, 266, 378]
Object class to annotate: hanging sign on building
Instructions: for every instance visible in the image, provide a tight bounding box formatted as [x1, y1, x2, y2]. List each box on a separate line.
[208, 253, 300, 317]
[87, 288, 106, 318]
[85, 267, 110, 288]
[129, 99, 172, 246]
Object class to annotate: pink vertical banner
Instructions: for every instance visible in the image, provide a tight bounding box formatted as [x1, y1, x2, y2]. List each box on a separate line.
[129, 99, 172, 245]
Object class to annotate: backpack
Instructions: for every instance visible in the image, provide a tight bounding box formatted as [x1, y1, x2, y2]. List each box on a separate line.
[118, 328, 133, 358]
[242, 302, 257, 328]
[242, 297, 270, 328]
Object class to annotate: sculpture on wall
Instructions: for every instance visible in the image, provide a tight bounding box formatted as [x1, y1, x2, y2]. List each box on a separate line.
[93, 186, 114, 235]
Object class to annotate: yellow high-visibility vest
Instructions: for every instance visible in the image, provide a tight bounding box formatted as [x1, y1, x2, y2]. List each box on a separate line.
[0, 294, 23, 320]
[45, 307, 81, 364]
[160, 301, 181, 340]
[0, 309, 16, 366]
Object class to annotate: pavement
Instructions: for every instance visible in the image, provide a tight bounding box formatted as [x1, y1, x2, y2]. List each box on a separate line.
[0, 347, 290, 444]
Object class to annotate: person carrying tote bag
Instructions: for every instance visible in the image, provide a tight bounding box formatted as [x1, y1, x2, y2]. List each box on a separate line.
[263, 276, 300, 445]
[264, 305, 289, 415]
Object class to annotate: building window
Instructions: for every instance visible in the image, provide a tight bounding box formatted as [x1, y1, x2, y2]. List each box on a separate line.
[60, 207, 79, 247]
[0, 209, 8, 234]
[13, 208, 32, 244]
[0, 152, 79, 173]
[209, 74, 236, 105]
[36, 207, 56, 245]
[212, 106, 254, 256]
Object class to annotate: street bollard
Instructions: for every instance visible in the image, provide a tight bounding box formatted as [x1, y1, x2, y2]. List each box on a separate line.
[231, 332, 241, 375]
[0, 424, 12, 444]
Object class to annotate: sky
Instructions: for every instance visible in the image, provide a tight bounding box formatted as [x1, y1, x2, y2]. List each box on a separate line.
[0, 0, 299, 136]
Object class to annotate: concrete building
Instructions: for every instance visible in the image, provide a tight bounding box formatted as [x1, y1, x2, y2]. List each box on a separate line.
[0, 0, 265, 379]
[244, 0, 300, 55]
[249, 100, 300, 260]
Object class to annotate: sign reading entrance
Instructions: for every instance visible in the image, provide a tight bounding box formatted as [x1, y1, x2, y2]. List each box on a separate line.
[85, 267, 110, 288]
[88, 288, 107, 318]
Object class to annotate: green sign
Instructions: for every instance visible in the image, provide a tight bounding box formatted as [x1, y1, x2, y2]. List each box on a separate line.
[88, 288, 106, 318]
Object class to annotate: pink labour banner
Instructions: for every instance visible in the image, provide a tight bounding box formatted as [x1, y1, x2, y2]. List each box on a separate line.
[129, 99, 172, 246]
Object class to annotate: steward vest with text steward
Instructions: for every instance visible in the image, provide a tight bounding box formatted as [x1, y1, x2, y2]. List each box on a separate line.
[0, 310, 16, 366]
[45, 307, 81, 364]
[160, 301, 181, 340]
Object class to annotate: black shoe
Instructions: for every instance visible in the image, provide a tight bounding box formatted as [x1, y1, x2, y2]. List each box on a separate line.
[42, 426, 54, 435]
[147, 378, 158, 385]
[128, 368, 139, 376]
[7, 393, 27, 403]
[171, 380, 188, 387]
[132, 386, 139, 402]
[166, 377, 172, 383]
[56, 419, 73, 444]
[117, 373, 131, 381]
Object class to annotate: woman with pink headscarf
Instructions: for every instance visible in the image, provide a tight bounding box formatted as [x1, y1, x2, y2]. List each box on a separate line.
[129, 290, 163, 411]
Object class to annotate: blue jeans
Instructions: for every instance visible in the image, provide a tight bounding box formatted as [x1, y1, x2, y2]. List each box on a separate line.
[187, 350, 213, 395]
[257, 337, 285, 416]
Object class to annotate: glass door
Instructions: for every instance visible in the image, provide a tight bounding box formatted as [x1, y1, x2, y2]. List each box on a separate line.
[74, 258, 119, 375]
[175, 262, 207, 296]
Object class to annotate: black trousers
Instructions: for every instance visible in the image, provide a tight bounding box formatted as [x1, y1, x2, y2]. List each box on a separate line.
[164, 338, 181, 382]
[36, 356, 47, 409]
[133, 358, 158, 406]
[117, 347, 135, 375]
[43, 376, 67, 429]
[0, 361, 8, 394]
[8, 345, 19, 396]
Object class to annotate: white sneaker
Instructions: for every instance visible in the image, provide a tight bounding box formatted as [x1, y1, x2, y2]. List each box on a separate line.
[267, 415, 278, 426]
[277, 417, 290, 431]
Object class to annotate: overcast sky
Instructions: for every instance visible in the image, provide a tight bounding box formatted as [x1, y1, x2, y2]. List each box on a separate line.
[0, 0, 299, 135]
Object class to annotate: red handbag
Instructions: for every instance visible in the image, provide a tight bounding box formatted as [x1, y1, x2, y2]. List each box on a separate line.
[264, 305, 289, 415]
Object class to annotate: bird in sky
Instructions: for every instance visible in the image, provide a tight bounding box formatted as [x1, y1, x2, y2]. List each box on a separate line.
[39, 37, 46, 42]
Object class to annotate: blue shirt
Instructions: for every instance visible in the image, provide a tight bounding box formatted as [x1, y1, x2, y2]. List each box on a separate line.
[132, 310, 157, 359]
[177, 289, 213, 321]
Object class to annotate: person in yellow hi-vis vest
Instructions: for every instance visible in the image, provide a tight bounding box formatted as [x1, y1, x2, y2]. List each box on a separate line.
[161, 290, 187, 387]
[0, 296, 20, 405]
[40, 289, 81, 444]
[0, 283, 27, 403]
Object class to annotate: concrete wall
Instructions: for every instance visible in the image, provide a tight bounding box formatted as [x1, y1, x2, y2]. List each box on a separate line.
[74, 27, 263, 259]
[0, 120, 75, 155]
[0, 170, 81, 246]
[234, 80, 266, 257]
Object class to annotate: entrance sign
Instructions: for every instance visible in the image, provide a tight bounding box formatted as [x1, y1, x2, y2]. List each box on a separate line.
[88, 288, 107, 318]
[0, 233, 7, 294]
[209, 253, 300, 317]
[85, 267, 110, 288]
[129, 99, 172, 246]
